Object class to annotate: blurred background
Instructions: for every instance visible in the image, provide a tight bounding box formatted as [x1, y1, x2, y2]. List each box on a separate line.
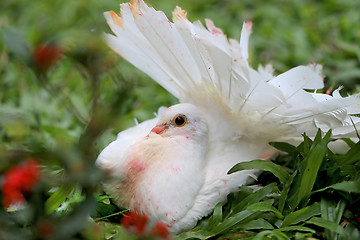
[1, 0, 360, 138]
[0, 0, 359, 239]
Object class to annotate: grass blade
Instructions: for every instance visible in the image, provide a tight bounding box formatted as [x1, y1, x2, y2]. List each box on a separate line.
[307, 217, 346, 235]
[287, 130, 331, 210]
[205, 202, 223, 230]
[228, 160, 290, 185]
[247, 202, 283, 219]
[45, 184, 74, 214]
[278, 170, 298, 213]
[313, 181, 360, 194]
[212, 210, 255, 235]
[269, 142, 298, 154]
[281, 202, 320, 227]
[278, 225, 316, 233]
[231, 183, 277, 213]
[239, 219, 274, 230]
[321, 198, 346, 240]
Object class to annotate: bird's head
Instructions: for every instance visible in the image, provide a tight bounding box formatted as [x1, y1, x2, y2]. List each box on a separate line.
[149, 103, 208, 141]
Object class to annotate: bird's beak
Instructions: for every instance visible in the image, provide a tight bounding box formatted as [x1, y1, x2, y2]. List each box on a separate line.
[150, 124, 169, 135]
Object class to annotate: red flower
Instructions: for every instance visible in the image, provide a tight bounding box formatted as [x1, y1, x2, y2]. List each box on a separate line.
[121, 211, 149, 235]
[121, 211, 171, 239]
[151, 221, 170, 239]
[2, 159, 41, 208]
[33, 44, 61, 72]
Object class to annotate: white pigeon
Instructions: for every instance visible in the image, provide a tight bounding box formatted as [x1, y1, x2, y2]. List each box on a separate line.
[97, 0, 360, 233]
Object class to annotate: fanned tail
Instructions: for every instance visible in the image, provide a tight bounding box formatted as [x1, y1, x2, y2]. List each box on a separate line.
[104, 0, 360, 140]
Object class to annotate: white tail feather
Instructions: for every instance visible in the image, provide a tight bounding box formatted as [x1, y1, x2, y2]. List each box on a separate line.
[104, 0, 360, 140]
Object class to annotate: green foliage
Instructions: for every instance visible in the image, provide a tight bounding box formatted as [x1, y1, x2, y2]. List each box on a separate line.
[175, 131, 360, 239]
[0, 0, 359, 239]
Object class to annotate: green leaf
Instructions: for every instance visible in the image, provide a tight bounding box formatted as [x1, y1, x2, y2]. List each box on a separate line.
[253, 230, 290, 240]
[270, 231, 291, 240]
[321, 198, 346, 224]
[228, 160, 290, 185]
[232, 183, 277, 213]
[94, 210, 128, 221]
[313, 128, 324, 146]
[281, 202, 320, 227]
[212, 210, 255, 235]
[278, 225, 316, 233]
[298, 133, 313, 156]
[330, 181, 360, 193]
[350, 117, 360, 140]
[343, 224, 360, 240]
[253, 230, 272, 240]
[295, 232, 314, 239]
[205, 202, 223, 230]
[313, 181, 360, 194]
[321, 198, 346, 240]
[278, 170, 297, 213]
[338, 140, 360, 165]
[269, 142, 298, 154]
[239, 218, 274, 230]
[287, 130, 331, 209]
[175, 231, 212, 240]
[45, 184, 74, 214]
[307, 217, 346, 235]
[247, 202, 283, 219]
[342, 138, 355, 147]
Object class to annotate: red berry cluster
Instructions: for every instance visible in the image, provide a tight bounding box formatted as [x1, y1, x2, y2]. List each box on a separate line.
[33, 44, 62, 72]
[1, 159, 41, 208]
[121, 211, 171, 239]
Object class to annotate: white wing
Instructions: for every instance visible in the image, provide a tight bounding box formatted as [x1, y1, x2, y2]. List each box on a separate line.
[104, 0, 360, 144]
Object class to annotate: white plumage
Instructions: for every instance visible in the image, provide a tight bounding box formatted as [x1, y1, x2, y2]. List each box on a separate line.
[97, 0, 360, 233]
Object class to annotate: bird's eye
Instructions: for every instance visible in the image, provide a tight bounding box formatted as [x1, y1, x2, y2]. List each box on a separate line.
[172, 114, 187, 127]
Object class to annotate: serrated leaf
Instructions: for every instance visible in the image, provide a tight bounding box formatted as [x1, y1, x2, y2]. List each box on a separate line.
[45, 184, 74, 214]
[228, 160, 290, 185]
[281, 202, 320, 227]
